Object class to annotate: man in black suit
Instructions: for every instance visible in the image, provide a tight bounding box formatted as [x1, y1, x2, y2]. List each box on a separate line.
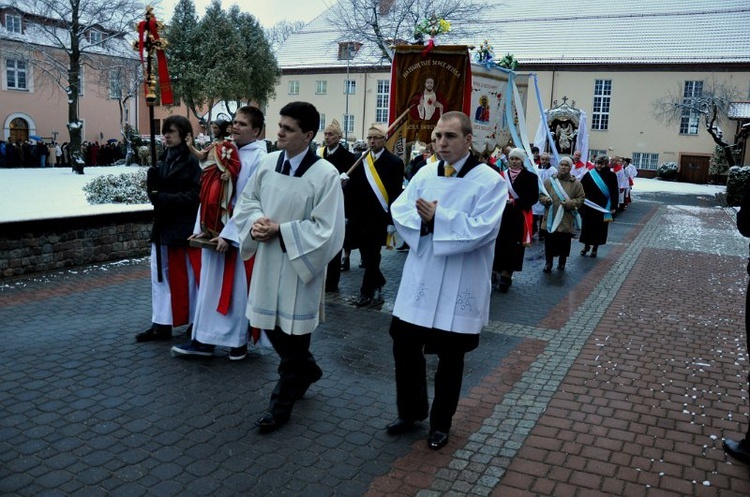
[318, 120, 357, 292]
[346, 124, 404, 306]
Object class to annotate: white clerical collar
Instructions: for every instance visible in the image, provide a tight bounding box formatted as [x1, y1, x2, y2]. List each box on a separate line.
[284, 149, 308, 176]
[447, 153, 470, 174]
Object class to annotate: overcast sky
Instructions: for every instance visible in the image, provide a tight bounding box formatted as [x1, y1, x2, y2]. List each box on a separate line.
[154, 0, 332, 28]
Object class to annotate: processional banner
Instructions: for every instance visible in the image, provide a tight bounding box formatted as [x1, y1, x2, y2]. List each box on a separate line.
[469, 63, 528, 155]
[387, 45, 472, 159]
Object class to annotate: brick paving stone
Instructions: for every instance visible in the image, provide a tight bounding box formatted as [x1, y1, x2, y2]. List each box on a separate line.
[3, 191, 750, 495]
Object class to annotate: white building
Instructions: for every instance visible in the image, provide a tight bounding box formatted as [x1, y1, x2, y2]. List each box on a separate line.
[267, 0, 750, 181]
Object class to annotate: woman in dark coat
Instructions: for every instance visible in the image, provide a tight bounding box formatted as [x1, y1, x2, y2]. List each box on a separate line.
[579, 155, 619, 258]
[493, 148, 538, 293]
[136, 115, 202, 342]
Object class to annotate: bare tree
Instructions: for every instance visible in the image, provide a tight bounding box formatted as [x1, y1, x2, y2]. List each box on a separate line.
[18, 0, 143, 171]
[326, 0, 490, 61]
[653, 81, 744, 167]
[92, 58, 143, 163]
[266, 20, 306, 49]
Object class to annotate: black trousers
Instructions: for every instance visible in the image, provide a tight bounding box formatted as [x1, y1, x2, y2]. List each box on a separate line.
[265, 327, 321, 421]
[325, 249, 343, 291]
[358, 228, 386, 296]
[389, 317, 479, 433]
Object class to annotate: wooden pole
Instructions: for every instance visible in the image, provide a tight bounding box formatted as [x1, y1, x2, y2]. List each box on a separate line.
[345, 105, 414, 176]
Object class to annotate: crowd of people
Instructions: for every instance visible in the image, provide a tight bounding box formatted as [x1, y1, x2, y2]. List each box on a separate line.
[0, 138, 127, 171]
[132, 101, 639, 451]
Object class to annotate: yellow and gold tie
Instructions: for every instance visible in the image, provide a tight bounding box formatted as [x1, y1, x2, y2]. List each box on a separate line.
[444, 164, 456, 177]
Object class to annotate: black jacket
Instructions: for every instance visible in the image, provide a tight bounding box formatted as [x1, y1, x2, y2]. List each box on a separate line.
[346, 148, 404, 228]
[147, 143, 201, 246]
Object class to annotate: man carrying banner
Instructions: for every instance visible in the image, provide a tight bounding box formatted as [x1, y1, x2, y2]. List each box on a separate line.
[386, 111, 507, 450]
[347, 124, 404, 307]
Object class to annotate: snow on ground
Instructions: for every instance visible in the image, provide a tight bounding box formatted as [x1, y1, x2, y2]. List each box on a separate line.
[0, 166, 725, 223]
[0, 166, 151, 223]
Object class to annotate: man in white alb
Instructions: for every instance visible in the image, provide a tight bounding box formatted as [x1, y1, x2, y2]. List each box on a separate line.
[386, 111, 508, 450]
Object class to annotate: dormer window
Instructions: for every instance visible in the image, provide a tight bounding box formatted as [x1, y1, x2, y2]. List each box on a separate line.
[5, 14, 21, 34]
[90, 29, 102, 44]
[337, 42, 361, 61]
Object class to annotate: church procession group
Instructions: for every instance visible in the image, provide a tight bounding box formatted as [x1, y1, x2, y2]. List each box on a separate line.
[132, 98, 637, 451]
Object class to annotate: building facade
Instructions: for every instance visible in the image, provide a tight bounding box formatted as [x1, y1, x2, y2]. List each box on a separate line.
[267, 0, 750, 180]
[0, 4, 138, 151]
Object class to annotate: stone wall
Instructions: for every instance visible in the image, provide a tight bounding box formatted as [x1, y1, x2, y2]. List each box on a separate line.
[0, 212, 153, 279]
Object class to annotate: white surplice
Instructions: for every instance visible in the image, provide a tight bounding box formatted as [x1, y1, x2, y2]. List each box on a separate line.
[234, 151, 345, 336]
[391, 160, 508, 334]
[531, 166, 558, 216]
[191, 140, 267, 347]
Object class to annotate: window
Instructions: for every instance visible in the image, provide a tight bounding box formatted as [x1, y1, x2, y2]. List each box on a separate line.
[108, 69, 121, 99]
[680, 80, 703, 135]
[344, 79, 356, 95]
[632, 152, 659, 170]
[591, 79, 611, 131]
[318, 113, 326, 131]
[588, 149, 607, 161]
[337, 42, 360, 60]
[89, 29, 102, 45]
[5, 14, 21, 34]
[343, 114, 354, 133]
[6, 58, 27, 90]
[315, 80, 327, 95]
[376, 80, 390, 123]
[288, 80, 299, 95]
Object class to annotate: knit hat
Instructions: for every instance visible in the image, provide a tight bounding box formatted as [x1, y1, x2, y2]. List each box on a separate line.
[508, 148, 527, 161]
[559, 156, 573, 166]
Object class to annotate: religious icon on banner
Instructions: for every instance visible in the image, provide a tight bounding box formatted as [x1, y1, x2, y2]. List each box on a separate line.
[387, 45, 472, 159]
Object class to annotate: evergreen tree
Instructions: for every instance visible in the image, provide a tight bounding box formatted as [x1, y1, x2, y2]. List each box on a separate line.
[166, 0, 203, 119]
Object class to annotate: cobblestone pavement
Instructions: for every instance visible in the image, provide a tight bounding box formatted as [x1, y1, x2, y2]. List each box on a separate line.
[2, 189, 750, 496]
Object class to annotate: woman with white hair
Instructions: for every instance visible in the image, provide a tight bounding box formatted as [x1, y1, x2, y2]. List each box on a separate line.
[493, 147, 538, 292]
[539, 156, 585, 272]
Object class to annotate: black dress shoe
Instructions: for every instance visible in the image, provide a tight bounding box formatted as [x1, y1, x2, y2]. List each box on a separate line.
[340, 257, 350, 271]
[542, 264, 552, 273]
[724, 438, 750, 464]
[557, 264, 565, 271]
[590, 251, 597, 258]
[428, 430, 449, 450]
[354, 294, 373, 307]
[255, 412, 287, 433]
[135, 325, 172, 342]
[386, 417, 422, 435]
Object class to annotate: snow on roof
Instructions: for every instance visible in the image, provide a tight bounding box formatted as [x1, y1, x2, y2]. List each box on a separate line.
[729, 102, 750, 120]
[276, 0, 750, 69]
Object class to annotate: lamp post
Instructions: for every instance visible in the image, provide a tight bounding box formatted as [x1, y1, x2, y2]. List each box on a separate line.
[344, 42, 354, 145]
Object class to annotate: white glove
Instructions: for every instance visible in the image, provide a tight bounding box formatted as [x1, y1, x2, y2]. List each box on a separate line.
[387, 225, 397, 234]
[339, 172, 349, 182]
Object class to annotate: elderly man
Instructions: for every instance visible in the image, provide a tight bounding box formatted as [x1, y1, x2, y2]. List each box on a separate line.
[346, 124, 404, 307]
[233, 101, 345, 432]
[317, 119, 357, 292]
[386, 111, 507, 450]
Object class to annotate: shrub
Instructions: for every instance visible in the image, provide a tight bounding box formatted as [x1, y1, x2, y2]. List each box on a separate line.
[657, 161, 678, 181]
[82, 167, 149, 204]
[727, 166, 750, 206]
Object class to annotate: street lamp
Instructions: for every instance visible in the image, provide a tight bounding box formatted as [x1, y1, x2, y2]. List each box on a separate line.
[344, 42, 355, 145]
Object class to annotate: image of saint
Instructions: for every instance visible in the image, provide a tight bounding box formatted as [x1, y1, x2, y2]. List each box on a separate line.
[409, 76, 446, 122]
[475, 95, 490, 123]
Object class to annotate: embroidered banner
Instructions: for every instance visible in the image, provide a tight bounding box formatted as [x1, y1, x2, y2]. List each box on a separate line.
[387, 45, 472, 160]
